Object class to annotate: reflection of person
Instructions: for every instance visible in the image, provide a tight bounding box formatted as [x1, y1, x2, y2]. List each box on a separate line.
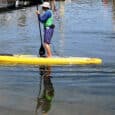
[35, 66, 54, 115]
[36, 2, 55, 57]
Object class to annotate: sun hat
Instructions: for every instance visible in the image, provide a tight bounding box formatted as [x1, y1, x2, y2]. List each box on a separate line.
[41, 2, 50, 8]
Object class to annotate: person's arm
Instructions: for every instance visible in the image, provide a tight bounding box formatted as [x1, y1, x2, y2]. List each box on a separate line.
[36, 10, 51, 23]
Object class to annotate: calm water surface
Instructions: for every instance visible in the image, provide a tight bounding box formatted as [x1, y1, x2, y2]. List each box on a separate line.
[0, 0, 115, 115]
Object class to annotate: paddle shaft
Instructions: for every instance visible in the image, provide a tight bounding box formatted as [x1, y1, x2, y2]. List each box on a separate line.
[36, 5, 45, 56]
[36, 6, 43, 45]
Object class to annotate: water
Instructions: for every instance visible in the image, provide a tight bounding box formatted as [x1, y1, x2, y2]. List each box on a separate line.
[0, 0, 115, 115]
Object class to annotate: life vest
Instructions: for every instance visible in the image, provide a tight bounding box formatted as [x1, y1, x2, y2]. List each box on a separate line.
[44, 10, 53, 27]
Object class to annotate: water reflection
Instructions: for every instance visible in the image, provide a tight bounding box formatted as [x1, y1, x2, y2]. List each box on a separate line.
[35, 66, 54, 115]
[0, 13, 12, 27]
[102, 0, 108, 5]
[112, 0, 115, 32]
[18, 10, 27, 27]
[53, 1, 66, 56]
[49, 0, 56, 12]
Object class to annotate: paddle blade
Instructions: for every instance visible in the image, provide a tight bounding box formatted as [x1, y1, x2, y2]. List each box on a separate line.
[39, 44, 45, 56]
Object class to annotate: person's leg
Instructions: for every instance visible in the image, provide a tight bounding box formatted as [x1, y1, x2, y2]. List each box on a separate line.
[44, 28, 54, 57]
[44, 43, 52, 57]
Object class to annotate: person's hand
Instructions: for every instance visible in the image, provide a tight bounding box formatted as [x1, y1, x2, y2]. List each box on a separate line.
[36, 10, 40, 15]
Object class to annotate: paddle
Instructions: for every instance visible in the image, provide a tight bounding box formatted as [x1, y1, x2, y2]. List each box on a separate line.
[36, 4, 45, 57]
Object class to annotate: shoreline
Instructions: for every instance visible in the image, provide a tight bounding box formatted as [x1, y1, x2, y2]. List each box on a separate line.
[0, 0, 65, 13]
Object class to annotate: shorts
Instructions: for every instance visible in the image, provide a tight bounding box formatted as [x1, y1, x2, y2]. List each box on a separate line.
[44, 27, 54, 44]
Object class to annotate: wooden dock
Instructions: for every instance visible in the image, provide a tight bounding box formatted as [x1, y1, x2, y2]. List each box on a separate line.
[0, 0, 65, 11]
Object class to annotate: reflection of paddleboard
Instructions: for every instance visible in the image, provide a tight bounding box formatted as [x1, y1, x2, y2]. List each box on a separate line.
[0, 54, 102, 66]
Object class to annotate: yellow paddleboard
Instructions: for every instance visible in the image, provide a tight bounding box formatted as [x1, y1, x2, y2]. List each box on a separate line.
[0, 54, 102, 66]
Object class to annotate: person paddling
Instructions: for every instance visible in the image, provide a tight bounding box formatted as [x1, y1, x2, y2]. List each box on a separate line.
[36, 2, 55, 57]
